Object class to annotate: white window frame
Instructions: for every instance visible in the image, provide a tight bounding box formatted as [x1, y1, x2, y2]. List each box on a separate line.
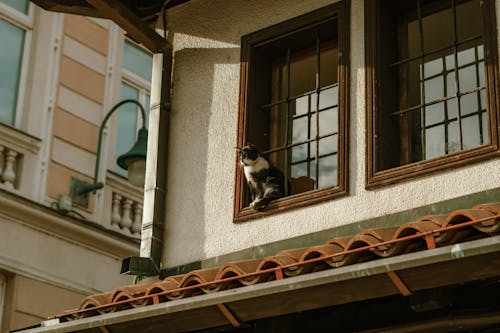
[0, 1, 34, 129]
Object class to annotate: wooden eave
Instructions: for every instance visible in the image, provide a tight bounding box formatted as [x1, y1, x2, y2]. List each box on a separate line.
[30, 0, 189, 52]
[13, 236, 500, 333]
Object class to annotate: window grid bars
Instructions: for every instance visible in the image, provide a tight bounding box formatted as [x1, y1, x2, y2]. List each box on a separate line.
[442, 55, 450, 154]
[260, 35, 338, 190]
[452, 0, 465, 151]
[388, 34, 482, 68]
[315, 36, 321, 189]
[391, 86, 485, 116]
[260, 82, 338, 110]
[392, 0, 485, 159]
[284, 48, 291, 196]
[417, 0, 427, 160]
[474, 44, 485, 143]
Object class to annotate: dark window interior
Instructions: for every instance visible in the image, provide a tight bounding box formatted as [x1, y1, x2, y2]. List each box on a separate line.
[376, 0, 489, 172]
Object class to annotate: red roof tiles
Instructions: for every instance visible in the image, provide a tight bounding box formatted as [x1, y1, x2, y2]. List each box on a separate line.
[59, 202, 500, 321]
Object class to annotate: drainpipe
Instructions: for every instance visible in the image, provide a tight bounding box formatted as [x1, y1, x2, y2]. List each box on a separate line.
[121, 42, 173, 277]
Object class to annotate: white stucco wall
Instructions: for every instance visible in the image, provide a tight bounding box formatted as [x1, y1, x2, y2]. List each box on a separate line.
[162, 0, 500, 267]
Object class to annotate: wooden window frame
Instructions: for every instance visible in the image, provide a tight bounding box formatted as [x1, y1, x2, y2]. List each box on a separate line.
[234, 1, 350, 223]
[365, 0, 500, 189]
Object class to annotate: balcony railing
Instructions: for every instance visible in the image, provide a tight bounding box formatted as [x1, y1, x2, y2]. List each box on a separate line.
[0, 124, 41, 197]
[101, 171, 143, 238]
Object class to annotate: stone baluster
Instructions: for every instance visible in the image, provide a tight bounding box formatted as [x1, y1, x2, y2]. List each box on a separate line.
[120, 198, 133, 232]
[111, 193, 122, 229]
[2, 149, 18, 189]
[131, 202, 142, 235]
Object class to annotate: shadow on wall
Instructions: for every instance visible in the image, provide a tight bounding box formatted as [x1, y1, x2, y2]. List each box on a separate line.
[163, 47, 240, 266]
[167, 0, 335, 45]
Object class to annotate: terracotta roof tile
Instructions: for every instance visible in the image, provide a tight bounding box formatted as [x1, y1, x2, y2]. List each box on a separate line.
[58, 202, 500, 321]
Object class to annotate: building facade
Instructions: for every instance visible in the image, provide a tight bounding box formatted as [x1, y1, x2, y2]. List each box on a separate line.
[6, 0, 500, 332]
[0, 1, 150, 331]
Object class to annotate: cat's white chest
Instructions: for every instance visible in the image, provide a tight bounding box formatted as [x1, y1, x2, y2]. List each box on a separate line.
[243, 157, 269, 180]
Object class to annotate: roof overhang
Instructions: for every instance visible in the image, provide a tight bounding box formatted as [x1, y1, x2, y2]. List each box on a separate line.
[29, 0, 190, 52]
[15, 235, 500, 333]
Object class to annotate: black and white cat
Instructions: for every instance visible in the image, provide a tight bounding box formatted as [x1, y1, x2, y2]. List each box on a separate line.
[238, 144, 285, 211]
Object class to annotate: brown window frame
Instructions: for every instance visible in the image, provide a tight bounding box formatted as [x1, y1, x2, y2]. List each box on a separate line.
[233, 1, 350, 223]
[365, 0, 500, 188]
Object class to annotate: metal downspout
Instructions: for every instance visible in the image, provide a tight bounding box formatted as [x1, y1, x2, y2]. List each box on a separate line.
[120, 43, 173, 277]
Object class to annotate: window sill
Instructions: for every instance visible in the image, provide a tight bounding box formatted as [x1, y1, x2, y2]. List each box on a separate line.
[233, 186, 348, 223]
[366, 144, 500, 189]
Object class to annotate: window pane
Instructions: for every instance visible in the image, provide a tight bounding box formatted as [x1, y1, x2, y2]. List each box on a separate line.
[292, 116, 308, 143]
[482, 112, 489, 144]
[318, 155, 337, 188]
[459, 65, 477, 93]
[447, 120, 460, 153]
[0, 0, 28, 13]
[421, 4, 453, 54]
[115, 83, 140, 176]
[319, 135, 337, 156]
[456, 0, 482, 42]
[320, 46, 338, 87]
[319, 86, 338, 110]
[424, 76, 444, 103]
[460, 92, 479, 116]
[425, 126, 445, 159]
[289, 51, 316, 96]
[425, 102, 444, 127]
[123, 40, 152, 82]
[462, 115, 481, 149]
[319, 107, 338, 136]
[291, 143, 308, 163]
[0, 19, 25, 126]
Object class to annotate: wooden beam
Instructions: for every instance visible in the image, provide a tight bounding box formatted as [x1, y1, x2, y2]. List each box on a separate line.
[31, 0, 104, 18]
[216, 303, 241, 328]
[386, 271, 412, 296]
[85, 0, 167, 52]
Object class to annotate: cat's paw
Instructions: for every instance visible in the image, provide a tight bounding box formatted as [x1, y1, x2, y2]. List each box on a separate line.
[252, 200, 266, 211]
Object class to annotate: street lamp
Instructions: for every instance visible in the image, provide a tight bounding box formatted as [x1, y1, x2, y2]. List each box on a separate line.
[68, 99, 148, 207]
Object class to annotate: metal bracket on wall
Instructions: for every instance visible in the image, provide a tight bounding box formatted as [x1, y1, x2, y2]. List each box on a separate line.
[69, 177, 103, 207]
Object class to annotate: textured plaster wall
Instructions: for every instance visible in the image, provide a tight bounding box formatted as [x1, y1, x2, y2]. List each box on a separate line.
[162, 0, 500, 267]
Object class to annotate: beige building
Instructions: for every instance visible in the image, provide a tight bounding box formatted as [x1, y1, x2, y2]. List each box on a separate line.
[6, 0, 500, 332]
[0, 1, 152, 331]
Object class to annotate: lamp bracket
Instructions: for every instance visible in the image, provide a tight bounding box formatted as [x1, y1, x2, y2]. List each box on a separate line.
[69, 177, 103, 207]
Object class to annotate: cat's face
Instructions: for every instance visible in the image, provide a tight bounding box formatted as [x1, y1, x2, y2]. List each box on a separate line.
[239, 144, 260, 166]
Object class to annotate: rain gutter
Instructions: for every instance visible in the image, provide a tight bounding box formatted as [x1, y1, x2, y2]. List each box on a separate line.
[15, 235, 500, 333]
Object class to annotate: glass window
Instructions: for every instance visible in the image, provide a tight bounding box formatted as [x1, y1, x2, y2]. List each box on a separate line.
[115, 39, 152, 178]
[0, 19, 24, 126]
[366, 0, 499, 186]
[0, 0, 28, 14]
[234, 2, 349, 222]
[123, 40, 152, 82]
[0, 0, 30, 128]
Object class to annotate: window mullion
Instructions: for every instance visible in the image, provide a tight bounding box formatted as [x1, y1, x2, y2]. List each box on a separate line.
[417, 0, 427, 161]
[284, 48, 291, 196]
[474, 45, 484, 144]
[452, 0, 464, 150]
[443, 56, 450, 154]
[315, 36, 320, 189]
